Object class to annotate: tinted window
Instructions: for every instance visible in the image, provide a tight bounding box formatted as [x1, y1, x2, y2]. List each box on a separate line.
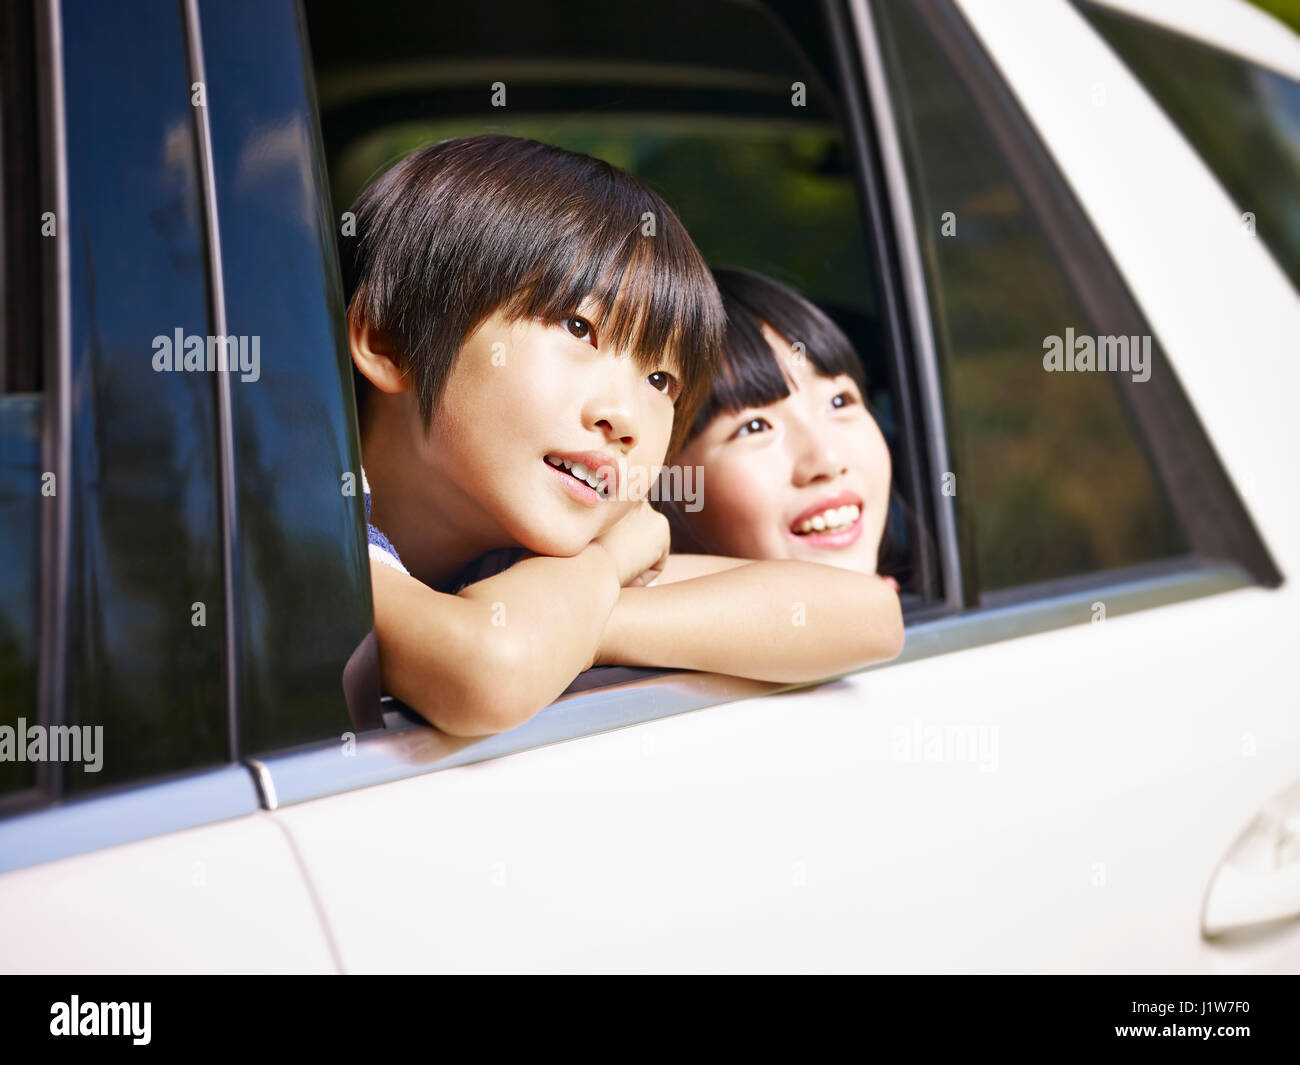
[873, 0, 1187, 594]
[1081, 1, 1300, 290]
[0, 0, 43, 804]
[198, 0, 373, 754]
[59, 0, 227, 792]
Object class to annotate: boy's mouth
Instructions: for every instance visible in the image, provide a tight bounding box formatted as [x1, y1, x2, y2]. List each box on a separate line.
[788, 493, 864, 547]
[544, 450, 617, 505]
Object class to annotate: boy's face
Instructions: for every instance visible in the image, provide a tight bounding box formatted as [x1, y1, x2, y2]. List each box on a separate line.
[672, 324, 891, 574]
[422, 302, 680, 556]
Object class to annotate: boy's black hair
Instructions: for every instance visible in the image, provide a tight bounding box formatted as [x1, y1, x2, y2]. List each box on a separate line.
[341, 134, 724, 454]
[684, 266, 870, 445]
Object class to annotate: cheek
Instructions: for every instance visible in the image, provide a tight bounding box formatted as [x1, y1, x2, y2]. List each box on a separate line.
[837, 414, 891, 493]
[692, 454, 782, 554]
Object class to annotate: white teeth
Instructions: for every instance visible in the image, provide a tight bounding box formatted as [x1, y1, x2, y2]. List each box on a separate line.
[796, 503, 861, 534]
[547, 455, 608, 496]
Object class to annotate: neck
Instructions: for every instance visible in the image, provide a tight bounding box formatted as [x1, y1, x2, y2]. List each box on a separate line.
[361, 397, 506, 590]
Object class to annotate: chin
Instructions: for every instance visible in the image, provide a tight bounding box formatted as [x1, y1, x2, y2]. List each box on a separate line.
[511, 521, 594, 559]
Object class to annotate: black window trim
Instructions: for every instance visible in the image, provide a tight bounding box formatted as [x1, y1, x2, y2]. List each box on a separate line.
[181, 0, 241, 767]
[35, 0, 70, 810]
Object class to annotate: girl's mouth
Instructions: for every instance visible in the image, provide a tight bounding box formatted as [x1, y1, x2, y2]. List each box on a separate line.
[787, 496, 864, 549]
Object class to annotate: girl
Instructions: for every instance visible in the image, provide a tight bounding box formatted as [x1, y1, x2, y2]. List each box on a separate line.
[664, 268, 898, 582]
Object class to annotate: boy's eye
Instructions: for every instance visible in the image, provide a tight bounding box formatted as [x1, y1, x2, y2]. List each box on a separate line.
[648, 371, 678, 399]
[730, 416, 772, 439]
[830, 391, 859, 410]
[562, 315, 596, 345]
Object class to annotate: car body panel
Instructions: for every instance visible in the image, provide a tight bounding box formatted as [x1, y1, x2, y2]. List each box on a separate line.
[1090, 0, 1300, 79]
[0, 809, 335, 973]
[272, 585, 1300, 972]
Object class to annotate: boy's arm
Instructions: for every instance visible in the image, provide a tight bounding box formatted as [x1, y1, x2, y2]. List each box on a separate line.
[371, 544, 620, 737]
[594, 559, 904, 682]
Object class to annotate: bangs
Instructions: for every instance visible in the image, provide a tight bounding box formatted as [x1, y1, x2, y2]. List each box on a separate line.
[497, 175, 723, 449]
[686, 267, 869, 443]
[345, 135, 723, 455]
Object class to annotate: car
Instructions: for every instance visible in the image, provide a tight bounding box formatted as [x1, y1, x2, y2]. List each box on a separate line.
[1, 0, 1297, 973]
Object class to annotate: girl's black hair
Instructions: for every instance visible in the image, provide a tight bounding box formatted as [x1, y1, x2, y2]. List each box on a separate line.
[342, 134, 725, 454]
[684, 266, 870, 445]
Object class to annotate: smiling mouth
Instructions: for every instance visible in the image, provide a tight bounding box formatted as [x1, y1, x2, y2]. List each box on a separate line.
[791, 503, 861, 536]
[545, 455, 610, 498]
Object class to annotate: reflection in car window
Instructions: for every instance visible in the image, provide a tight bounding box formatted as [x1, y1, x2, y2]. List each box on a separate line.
[0, 0, 43, 804]
[873, 0, 1187, 595]
[1081, 1, 1300, 291]
[58, 0, 227, 793]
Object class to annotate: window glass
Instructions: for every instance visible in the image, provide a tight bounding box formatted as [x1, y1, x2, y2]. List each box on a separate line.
[873, 0, 1187, 594]
[0, 0, 43, 803]
[1081, 1, 1300, 291]
[0, 399, 40, 800]
[59, 0, 227, 792]
[197, 0, 373, 754]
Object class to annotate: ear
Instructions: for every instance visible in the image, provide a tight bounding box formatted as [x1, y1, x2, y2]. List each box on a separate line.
[349, 314, 408, 395]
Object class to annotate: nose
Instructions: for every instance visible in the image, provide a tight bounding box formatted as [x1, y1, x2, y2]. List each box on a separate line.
[583, 362, 639, 451]
[788, 417, 847, 486]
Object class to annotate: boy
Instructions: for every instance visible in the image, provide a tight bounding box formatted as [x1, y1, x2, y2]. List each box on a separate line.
[344, 135, 903, 736]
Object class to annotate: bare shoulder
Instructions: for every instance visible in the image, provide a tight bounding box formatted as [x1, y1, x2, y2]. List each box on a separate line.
[653, 552, 755, 586]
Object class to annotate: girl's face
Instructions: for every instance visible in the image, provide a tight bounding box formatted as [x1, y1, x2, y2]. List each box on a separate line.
[673, 324, 891, 574]
[424, 301, 680, 557]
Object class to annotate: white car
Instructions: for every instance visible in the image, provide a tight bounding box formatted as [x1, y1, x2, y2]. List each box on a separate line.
[1, 0, 1297, 973]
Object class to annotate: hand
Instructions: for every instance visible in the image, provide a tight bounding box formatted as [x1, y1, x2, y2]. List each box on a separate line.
[592, 502, 671, 588]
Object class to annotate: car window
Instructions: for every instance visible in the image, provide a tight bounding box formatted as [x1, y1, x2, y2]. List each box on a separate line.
[1080, 1, 1300, 291]
[872, 0, 1190, 596]
[0, 1, 44, 806]
[54, 0, 228, 794]
[304, 0, 938, 602]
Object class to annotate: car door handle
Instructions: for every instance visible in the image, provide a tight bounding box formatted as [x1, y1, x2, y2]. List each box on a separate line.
[1202, 778, 1300, 938]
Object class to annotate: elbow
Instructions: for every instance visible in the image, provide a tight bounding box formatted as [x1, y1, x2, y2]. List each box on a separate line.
[410, 634, 544, 737]
[867, 587, 907, 664]
[876, 613, 906, 663]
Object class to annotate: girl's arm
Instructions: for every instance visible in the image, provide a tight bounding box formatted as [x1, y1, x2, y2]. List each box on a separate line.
[593, 560, 905, 682]
[371, 544, 621, 737]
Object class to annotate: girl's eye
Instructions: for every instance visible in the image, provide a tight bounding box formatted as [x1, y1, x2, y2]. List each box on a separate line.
[648, 370, 678, 398]
[830, 390, 859, 410]
[731, 416, 772, 439]
[562, 315, 595, 345]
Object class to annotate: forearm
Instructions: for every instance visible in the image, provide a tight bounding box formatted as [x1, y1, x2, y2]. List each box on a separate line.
[372, 545, 620, 735]
[455, 543, 621, 719]
[597, 561, 904, 682]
